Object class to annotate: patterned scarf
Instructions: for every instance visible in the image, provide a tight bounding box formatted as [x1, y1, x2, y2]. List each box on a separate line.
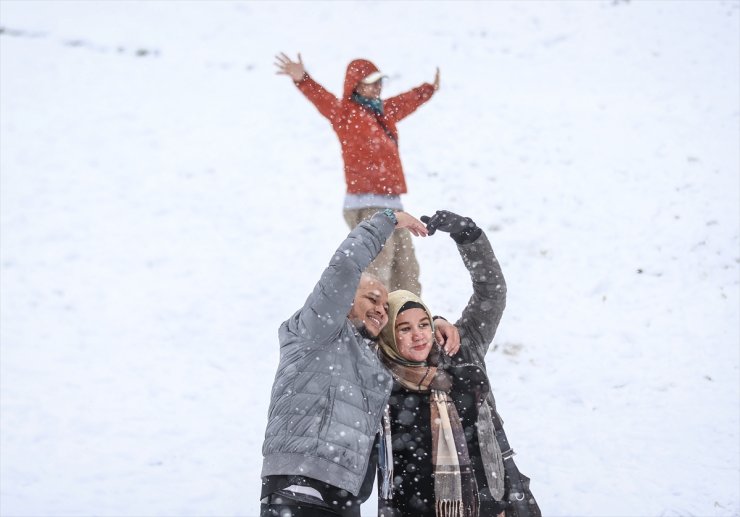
[381, 355, 480, 517]
[351, 91, 383, 115]
[351, 92, 398, 146]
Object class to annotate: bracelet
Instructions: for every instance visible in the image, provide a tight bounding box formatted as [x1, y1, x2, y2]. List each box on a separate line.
[382, 208, 398, 226]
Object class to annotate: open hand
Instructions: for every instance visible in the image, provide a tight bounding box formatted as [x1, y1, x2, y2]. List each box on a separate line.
[274, 52, 305, 82]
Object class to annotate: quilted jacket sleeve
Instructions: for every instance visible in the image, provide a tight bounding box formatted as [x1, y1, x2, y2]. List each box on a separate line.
[295, 74, 342, 122]
[294, 212, 395, 344]
[383, 83, 435, 123]
[454, 232, 507, 362]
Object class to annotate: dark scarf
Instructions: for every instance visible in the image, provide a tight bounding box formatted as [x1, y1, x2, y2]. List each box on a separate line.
[379, 346, 480, 517]
[351, 92, 398, 146]
[351, 91, 383, 115]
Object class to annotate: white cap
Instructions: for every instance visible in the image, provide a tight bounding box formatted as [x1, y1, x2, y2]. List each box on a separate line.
[360, 71, 387, 84]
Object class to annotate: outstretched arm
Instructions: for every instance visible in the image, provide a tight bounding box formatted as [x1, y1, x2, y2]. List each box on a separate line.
[421, 210, 506, 359]
[384, 67, 440, 122]
[274, 51, 341, 121]
[296, 211, 427, 343]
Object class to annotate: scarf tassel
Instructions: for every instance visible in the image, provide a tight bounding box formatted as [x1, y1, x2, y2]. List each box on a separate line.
[436, 499, 464, 517]
[378, 406, 394, 500]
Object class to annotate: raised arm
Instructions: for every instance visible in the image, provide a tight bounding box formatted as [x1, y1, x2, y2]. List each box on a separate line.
[295, 211, 427, 343]
[274, 51, 341, 121]
[421, 210, 506, 360]
[383, 67, 439, 122]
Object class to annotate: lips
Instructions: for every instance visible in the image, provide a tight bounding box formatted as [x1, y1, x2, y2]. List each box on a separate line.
[366, 314, 382, 329]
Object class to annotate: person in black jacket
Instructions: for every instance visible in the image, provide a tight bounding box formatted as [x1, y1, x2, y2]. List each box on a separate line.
[376, 210, 541, 517]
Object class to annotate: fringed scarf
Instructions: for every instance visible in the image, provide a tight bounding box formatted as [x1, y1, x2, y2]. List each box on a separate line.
[381, 356, 479, 517]
[379, 289, 507, 516]
[377, 291, 506, 517]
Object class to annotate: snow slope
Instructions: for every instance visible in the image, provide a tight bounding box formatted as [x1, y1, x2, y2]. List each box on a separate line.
[1, 1, 738, 516]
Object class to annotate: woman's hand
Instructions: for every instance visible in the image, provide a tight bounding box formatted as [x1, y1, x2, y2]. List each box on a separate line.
[395, 211, 429, 237]
[274, 52, 306, 82]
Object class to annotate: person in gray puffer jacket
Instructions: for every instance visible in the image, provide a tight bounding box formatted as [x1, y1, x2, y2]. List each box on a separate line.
[260, 210, 461, 517]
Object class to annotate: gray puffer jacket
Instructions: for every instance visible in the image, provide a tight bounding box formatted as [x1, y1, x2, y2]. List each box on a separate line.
[261, 212, 395, 495]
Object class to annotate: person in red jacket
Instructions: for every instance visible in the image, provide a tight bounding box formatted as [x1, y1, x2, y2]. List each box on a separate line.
[275, 52, 440, 295]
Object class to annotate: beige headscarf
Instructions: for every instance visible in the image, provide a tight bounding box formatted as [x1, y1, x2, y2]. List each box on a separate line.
[379, 290, 435, 364]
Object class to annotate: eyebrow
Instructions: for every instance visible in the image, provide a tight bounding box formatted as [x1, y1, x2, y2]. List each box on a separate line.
[395, 316, 430, 328]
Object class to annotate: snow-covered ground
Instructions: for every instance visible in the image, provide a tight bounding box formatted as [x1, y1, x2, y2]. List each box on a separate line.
[1, 1, 738, 516]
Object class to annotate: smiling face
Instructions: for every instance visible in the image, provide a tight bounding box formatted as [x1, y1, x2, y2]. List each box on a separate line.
[348, 274, 389, 338]
[394, 308, 434, 362]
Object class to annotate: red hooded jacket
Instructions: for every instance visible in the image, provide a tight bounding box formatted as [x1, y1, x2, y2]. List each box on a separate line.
[295, 59, 435, 196]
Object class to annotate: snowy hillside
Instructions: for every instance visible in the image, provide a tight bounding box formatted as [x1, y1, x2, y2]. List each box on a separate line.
[1, 1, 738, 516]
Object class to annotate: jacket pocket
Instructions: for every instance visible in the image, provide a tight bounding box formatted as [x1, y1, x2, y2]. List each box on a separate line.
[318, 386, 337, 440]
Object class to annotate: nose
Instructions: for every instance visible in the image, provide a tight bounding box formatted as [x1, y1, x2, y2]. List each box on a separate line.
[373, 301, 386, 318]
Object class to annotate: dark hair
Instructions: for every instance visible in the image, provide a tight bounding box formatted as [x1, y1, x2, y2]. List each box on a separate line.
[398, 301, 426, 315]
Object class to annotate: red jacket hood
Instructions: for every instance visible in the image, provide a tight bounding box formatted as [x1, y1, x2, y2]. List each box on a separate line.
[343, 59, 380, 99]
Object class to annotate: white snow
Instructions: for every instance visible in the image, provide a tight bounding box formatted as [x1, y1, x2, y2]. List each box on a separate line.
[0, 1, 738, 516]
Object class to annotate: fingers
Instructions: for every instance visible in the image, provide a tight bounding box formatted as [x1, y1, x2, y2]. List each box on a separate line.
[274, 52, 289, 64]
[423, 214, 439, 235]
[434, 329, 445, 346]
[434, 328, 458, 356]
[421, 213, 443, 234]
[406, 223, 428, 237]
[444, 341, 460, 356]
[395, 211, 428, 236]
[274, 53, 290, 73]
[274, 52, 297, 67]
[435, 320, 460, 355]
[277, 52, 293, 62]
[422, 210, 454, 235]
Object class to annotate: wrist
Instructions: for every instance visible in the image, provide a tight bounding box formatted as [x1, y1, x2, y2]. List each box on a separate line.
[450, 227, 482, 244]
[381, 208, 398, 226]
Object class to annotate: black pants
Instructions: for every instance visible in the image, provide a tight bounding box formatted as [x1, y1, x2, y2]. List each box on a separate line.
[261, 439, 379, 517]
[260, 494, 342, 517]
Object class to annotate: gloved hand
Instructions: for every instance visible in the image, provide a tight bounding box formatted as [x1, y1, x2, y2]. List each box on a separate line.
[420, 210, 482, 244]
